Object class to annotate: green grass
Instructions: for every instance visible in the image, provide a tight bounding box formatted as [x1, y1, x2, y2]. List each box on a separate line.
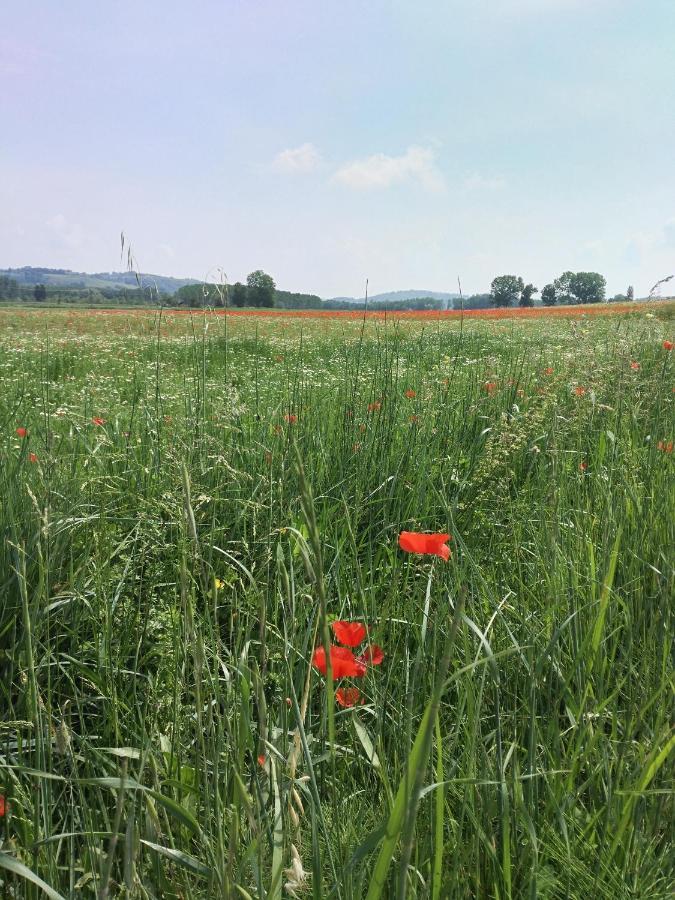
[0, 306, 673, 898]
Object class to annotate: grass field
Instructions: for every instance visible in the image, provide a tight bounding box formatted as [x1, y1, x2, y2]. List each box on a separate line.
[1, 304, 673, 899]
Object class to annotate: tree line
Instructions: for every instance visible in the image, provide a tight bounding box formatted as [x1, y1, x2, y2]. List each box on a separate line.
[489, 271, 633, 307]
[0, 268, 644, 310]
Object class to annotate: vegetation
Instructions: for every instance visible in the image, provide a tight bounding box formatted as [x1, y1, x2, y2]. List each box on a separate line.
[0, 305, 673, 898]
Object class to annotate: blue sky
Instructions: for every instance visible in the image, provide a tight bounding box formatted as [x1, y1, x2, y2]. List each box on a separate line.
[2, 0, 674, 297]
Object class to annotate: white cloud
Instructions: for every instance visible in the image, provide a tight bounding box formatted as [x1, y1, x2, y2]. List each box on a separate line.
[332, 146, 445, 192]
[462, 173, 507, 191]
[272, 143, 321, 173]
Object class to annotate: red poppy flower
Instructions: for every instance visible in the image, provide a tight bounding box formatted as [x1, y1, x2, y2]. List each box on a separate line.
[257, 754, 266, 767]
[312, 645, 366, 678]
[630, 361, 640, 370]
[29, 452, 38, 463]
[398, 531, 451, 561]
[335, 687, 363, 708]
[543, 367, 554, 376]
[357, 644, 384, 666]
[331, 620, 367, 647]
[484, 382, 498, 394]
[574, 386, 586, 396]
[16, 427, 27, 438]
[92, 417, 106, 426]
[284, 414, 297, 424]
[367, 401, 382, 412]
[663, 340, 673, 351]
[657, 440, 673, 453]
[0, 794, 5, 816]
[404, 389, 416, 399]
[579, 461, 588, 472]
[409, 415, 420, 424]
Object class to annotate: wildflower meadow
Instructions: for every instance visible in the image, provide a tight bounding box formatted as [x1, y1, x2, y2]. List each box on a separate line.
[0, 303, 673, 898]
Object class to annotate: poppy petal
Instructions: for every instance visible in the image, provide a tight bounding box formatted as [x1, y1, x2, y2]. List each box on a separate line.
[398, 531, 451, 561]
[331, 620, 367, 647]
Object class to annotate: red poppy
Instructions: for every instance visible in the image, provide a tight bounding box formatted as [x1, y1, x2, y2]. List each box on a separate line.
[404, 388, 416, 399]
[284, 414, 297, 424]
[579, 461, 588, 472]
[367, 401, 382, 412]
[312, 645, 366, 678]
[630, 361, 640, 370]
[409, 414, 420, 424]
[663, 340, 673, 351]
[357, 645, 384, 666]
[336, 687, 363, 708]
[331, 620, 367, 647]
[16, 427, 27, 438]
[574, 386, 586, 396]
[484, 382, 498, 394]
[657, 440, 673, 453]
[257, 754, 266, 767]
[92, 417, 106, 426]
[0, 794, 5, 817]
[398, 531, 451, 561]
[543, 367, 554, 376]
[29, 452, 38, 463]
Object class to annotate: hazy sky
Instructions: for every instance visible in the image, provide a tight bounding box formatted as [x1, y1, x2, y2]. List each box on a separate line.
[2, 0, 674, 297]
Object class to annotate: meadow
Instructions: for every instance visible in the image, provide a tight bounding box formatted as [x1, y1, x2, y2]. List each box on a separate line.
[0, 304, 673, 899]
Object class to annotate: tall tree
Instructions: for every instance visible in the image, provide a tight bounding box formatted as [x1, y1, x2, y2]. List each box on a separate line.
[246, 270, 276, 308]
[490, 275, 524, 308]
[541, 284, 557, 306]
[33, 283, 47, 302]
[519, 283, 538, 307]
[626, 285, 634, 302]
[570, 272, 606, 304]
[554, 271, 576, 304]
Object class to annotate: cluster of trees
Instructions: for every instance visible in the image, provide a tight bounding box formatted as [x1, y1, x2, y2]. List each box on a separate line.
[0, 275, 20, 300]
[490, 272, 611, 308]
[173, 271, 277, 308]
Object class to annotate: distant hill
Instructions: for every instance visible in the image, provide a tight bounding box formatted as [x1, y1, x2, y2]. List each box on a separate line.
[0, 266, 200, 295]
[329, 289, 460, 307]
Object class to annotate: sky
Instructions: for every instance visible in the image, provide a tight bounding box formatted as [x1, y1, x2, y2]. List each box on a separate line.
[2, 0, 674, 298]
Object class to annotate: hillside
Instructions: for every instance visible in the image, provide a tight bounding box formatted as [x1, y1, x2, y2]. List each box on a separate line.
[0, 266, 199, 295]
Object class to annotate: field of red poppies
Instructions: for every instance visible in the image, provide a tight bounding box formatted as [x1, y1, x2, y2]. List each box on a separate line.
[0, 304, 673, 898]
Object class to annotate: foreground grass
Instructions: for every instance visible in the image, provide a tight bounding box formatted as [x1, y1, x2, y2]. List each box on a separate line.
[0, 306, 673, 899]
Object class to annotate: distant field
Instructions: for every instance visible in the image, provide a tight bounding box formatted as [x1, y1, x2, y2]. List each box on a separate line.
[0, 306, 673, 898]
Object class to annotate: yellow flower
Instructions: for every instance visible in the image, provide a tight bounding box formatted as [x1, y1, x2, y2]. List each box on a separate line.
[214, 578, 224, 590]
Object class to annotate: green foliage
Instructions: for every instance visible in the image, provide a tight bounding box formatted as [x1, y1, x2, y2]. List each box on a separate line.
[554, 270, 606, 304]
[246, 269, 276, 307]
[230, 281, 248, 307]
[490, 275, 524, 307]
[541, 283, 557, 306]
[33, 283, 47, 302]
[174, 283, 227, 308]
[519, 282, 538, 307]
[0, 275, 19, 300]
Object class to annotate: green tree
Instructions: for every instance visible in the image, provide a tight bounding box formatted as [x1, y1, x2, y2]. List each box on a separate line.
[246, 270, 276, 308]
[231, 282, 248, 307]
[34, 283, 47, 302]
[626, 285, 634, 302]
[570, 271, 606, 303]
[541, 284, 557, 306]
[490, 275, 524, 308]
[554, 271, 576, 304]
[519, 283, 538, 307]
